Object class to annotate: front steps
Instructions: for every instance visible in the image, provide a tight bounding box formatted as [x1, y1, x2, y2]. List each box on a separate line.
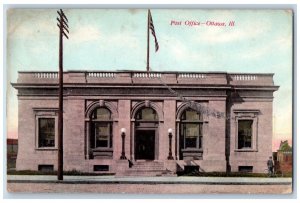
[122, 160, 177, 177]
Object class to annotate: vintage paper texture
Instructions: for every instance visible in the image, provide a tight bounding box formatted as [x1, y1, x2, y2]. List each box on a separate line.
[6, 8, 293, 194]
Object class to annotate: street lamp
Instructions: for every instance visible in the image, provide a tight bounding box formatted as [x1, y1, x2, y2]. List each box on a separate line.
[167, 128, 174, 160]
[120, 128, 127, 160]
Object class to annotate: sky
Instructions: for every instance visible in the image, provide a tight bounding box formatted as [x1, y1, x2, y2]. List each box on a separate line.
[6, 9, 293, 151]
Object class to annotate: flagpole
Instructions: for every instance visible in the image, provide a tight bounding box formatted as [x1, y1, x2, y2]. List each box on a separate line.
[147, 9, 150, 72]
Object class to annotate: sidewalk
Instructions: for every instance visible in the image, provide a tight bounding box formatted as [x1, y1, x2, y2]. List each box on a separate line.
[7, 175, 292, 185]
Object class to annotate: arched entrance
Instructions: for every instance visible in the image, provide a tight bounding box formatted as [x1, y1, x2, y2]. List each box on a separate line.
[133, 107, 159, 160]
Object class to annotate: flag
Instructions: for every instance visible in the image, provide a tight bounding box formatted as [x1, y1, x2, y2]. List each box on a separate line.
[149, 10, 159, 52]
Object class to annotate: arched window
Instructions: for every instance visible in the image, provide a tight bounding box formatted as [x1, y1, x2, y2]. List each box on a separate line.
[180, 108, 203, 152]
[90, 107, 113, 148]
[135, 107, 158, 121]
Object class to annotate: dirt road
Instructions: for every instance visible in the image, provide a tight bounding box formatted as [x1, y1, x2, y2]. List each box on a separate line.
[7, 182, 292, 194]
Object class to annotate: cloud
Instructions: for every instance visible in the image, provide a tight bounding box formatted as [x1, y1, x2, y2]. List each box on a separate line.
[240, 35, 292, 60]
[101, 33, 141, 49]
[158, 36, 214, 69]
[69, 25, 141, 50]
[167, 38, 188, 59]
[7, 16, 57, 40]
[71, 25, 102, 43]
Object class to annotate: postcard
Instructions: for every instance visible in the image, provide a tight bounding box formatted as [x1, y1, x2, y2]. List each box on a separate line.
[6, 8, 293, 194]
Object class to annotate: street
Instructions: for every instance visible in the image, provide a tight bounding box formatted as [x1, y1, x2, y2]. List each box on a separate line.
[7, 182, 292, 194]
[6, 175, 292, 194]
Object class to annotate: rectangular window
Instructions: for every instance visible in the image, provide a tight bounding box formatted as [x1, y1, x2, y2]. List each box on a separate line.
[238, 120, 253, 149]
[94, 165, 109, 171]
[238, 166, 253, 173]
[186, 124, 199, 137]
[94, 123, 111, 148]
[38, 118, 55, 148]
[181, 123, 202, 149]
[184, 165, 200, 173]
[38, 164, 54, 172]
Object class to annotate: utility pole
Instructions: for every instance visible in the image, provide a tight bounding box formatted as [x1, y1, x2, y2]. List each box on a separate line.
[56, 9, 69, 181]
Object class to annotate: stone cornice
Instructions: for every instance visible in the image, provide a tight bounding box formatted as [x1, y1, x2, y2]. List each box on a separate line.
[13, 71, 278, 87]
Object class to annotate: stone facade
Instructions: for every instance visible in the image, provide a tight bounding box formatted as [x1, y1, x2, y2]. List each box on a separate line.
[12, 71, 278, 175]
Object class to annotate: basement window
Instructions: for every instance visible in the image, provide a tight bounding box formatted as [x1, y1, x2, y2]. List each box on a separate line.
[93, 165, 109, 171]
[238, 166, 253, 173]
[38, 164, 54, 172]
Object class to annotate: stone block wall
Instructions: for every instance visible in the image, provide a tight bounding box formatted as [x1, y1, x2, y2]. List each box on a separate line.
[229, 100, 273, 173]
[16, 98, 59, 171]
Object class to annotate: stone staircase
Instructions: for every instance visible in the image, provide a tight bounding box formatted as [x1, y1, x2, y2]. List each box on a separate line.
[123, 161, 176, 177]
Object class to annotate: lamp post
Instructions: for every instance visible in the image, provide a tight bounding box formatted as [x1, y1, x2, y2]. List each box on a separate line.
[167, 128, 174, 160]
[120, 128, 127, 160]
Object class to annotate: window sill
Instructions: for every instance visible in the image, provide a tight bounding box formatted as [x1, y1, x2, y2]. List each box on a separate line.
[35, 147, 58, 151]
[92, 148, 113, 152]
[235, 148, 258, 152]
[91, 148, 113, 159]
[181, 148, 203, 160]
[181, 148, 203, 152]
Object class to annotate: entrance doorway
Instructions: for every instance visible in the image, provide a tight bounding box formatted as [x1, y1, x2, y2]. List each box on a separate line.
[132, 107, 159, 161]
[135, 130, 155, 160]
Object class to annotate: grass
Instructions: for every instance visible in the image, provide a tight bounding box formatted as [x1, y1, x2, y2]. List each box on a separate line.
[177, 171, 292, 178]
[7, 170, 292, 178]
[7, 169, 115, 176]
